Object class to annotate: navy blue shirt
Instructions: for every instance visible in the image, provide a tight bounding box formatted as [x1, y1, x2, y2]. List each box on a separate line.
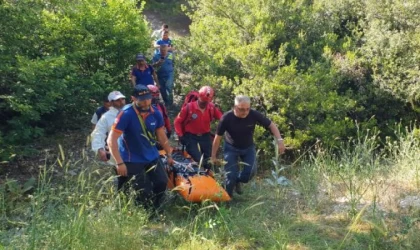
[91, 106, 109, 125]
[95, 106, 108, 120]
[112, 104, 164, 163]
[131, 65, 155, 86]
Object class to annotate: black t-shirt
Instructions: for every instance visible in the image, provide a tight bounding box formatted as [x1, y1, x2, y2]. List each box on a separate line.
[216, 109, 271, 149]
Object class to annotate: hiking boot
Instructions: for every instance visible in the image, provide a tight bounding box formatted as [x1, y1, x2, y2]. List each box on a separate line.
[235, 182, 243, 195]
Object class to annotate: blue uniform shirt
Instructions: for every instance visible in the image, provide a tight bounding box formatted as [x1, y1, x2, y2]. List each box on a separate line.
[131, 65, 155, 86]
[155, 39, 173, 54]
[112, 104, 164, 163]
[152, 52, 174, 77]
[156, 38, 172, 47]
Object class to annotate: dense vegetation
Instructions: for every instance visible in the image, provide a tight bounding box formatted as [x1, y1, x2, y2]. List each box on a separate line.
[1, 0, 420, 249]
[1, 0, 419, 161]
[180, 0, 420, 151]
[0, 0, 150, 160]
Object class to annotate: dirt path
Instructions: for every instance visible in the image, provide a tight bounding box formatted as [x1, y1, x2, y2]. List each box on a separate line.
[143, 9, 191, 38]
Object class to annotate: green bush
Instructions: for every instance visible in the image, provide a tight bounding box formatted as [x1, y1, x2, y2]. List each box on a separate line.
[179, 0, 419, 163]
[0, 0, 150, 160]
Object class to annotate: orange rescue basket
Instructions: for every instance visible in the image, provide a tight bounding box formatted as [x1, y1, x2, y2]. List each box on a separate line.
[160, 151, 231, 202]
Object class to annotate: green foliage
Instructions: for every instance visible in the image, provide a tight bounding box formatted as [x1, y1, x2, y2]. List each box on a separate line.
[0, 177, 36, 217]
[179, 0, 419, 161]
[359, 0, 420, 109]
[0, 0, 150, 160]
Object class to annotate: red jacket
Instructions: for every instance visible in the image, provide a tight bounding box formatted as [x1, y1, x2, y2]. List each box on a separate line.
[155, 102, 172, 133]
[174, 101, 223, 136]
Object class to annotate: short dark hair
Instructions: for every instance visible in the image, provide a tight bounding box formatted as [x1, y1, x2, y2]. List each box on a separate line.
[163, 24, 169, 29]
[103, 95, 110, 102]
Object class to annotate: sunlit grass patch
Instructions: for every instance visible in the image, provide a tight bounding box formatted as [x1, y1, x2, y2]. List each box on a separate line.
[1, 127, 420, 249]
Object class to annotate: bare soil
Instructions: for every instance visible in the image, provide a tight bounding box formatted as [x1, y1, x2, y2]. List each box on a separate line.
[143, 9, 191, 38]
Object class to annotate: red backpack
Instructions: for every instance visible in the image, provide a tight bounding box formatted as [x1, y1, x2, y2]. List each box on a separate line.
[182, 91, 199, 109]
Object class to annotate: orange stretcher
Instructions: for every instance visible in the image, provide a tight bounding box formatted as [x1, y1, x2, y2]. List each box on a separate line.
[160, 150, 230, 202]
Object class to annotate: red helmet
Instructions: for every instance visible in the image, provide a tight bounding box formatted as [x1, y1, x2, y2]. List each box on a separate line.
[198, 86, 214, 102]
[147, 85, 160, 98]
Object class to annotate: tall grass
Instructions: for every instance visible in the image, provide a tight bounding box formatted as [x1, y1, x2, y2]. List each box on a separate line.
[1, 126, 419, 249]
[388, 125, 420, 189]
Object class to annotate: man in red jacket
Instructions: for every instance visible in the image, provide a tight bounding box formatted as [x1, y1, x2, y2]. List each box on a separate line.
[174, 86, 223, 169]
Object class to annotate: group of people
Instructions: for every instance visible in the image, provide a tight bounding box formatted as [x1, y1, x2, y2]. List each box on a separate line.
[91, 85, 173, 210]
[131, 24, 175, 107]
[89, 24, 286, 212]
[91, 84, 286, 211]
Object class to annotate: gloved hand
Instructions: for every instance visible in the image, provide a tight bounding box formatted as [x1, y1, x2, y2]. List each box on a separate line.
[166, 130, 172, 139]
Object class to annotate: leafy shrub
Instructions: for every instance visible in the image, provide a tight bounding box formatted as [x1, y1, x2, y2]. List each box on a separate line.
[0, 0, 150, 160]
[179, 0, 419, 165]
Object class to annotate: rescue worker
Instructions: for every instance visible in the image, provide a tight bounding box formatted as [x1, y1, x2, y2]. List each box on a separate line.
[91, 96, 111, 129]
[91, 91, 126, 164]
[131, 53, 159, 88]
[174, 86, 223, 170]
[151, 24, 169, 41]
[107, 85, 174, 210]
[153, 31, 173, 54]
[147, 85, 172, 139]
[152, 45, 175, 107]
[211, 95, 286, 198]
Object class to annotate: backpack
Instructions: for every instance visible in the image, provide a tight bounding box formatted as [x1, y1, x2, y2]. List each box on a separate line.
[182, 90, 199, 109]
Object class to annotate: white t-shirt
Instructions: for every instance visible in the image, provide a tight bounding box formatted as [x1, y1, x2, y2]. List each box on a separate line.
[151, 29, 164, 41]
[91, 107, 120, 165]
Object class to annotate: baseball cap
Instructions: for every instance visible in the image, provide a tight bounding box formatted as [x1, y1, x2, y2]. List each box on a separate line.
[108, 91, 126, 101]
[133, 85, 152, 101]
[135, 53, 146, 61]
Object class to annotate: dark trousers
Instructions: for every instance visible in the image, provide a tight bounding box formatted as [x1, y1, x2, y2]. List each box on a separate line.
[184, 133, 212, 169]
[223, 143, 257, 197]
[117, 159, 168, 209]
